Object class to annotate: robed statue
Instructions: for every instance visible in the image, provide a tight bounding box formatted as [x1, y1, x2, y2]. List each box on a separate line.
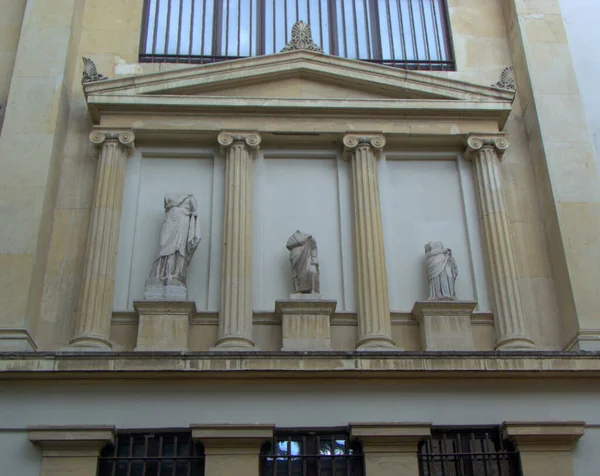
[286, 230, 320, 295]
[425, 241, 458, 300]
[148, 193, 202, 286]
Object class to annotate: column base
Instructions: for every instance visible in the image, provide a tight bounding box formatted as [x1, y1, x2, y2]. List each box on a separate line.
[134, 301, 195, 352]
[0, 328, 37, 351]
[275, 299, 336, 351]
[495, 335, 536, 350]
[68, 335, 112, 351]
[211, 336, 258, 351]
[412, 301, 476, 351]
[355, 336, 398, 351]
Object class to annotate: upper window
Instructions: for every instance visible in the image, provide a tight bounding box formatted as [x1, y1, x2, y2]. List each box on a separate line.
[98, 431, 205, 476]
[140, 0, 455, 70]
[260, 429, 364, 476]
[418, 427, 522, 476]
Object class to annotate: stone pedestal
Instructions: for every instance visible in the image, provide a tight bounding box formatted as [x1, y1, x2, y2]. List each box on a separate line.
[144, 278, 188, 301]
[133, 301, 195, 351]
[412, 301, 477, 351]
[275, 299, 336, 351]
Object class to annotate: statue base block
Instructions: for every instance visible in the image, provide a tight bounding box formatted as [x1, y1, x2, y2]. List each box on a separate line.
[290, 292, 321, 300]
[144, 279, 188, 301]
[275, 299, 336, 351]
[133, 300, 196, 351]
[411, 300, 477, 351]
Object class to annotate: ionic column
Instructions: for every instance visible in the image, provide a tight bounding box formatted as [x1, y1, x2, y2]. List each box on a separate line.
[213, 132, 260, 350]
[70, 130, 135, 350]
[343, 134, 396, 350]
[466, 135, 535, 349]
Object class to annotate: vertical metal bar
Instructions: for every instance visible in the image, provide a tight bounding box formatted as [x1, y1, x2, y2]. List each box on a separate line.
[110, 435, 118, 476]
[426, 440, 434, 476]
[440, 433, 447, 476]
[287, 437, 292, 476]
[351, 0, 359, 58]
[327, 0, 338, 56]
[171, 436, 178, 476]
[429, 0, 442, 61]
[419, 0, 432, 67]
[438, 0, 455, 68]
[249, 0, 254, 55]
[236, 0, 241, 56]
[164, 0, 173, 60]
[383, 0, 395, 62]
[361, 0, 371, 59]
[224, 0, 230, 57]
[200, 0, 207, 58]
[367, 0, 383, 61]
[331, 436, 336, 476]
[295, 0, 299, 21]
[213, 0, 224, 58]
[188, 0, 195, 60]
[272, 438, 276, 476]
[395, 0, 408, 65]
[456, 432, 465, 476]
[339, 0, 347, 56]
[272, 0, 276, 54]
[482, 433, 491, 476]
[317, 435, 321, 476]
[306, 0, 310, 30]
[141, 435, 148, 476]
[317, 0, 324, 51]
[255, 0, 264, 55]
[158, 435, 163, 476]
[126, 435, 133, 476]
[407, 0, 419, 64]
[470, 433, 477, 476]
[284, 0, 288, 44]
[176, 0, 184, 59]
[139, 0, 152, 58]
[152, 0, 161, 57]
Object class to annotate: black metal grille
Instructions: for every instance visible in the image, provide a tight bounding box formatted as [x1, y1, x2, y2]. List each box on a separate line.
[260, 431, 364, 476]
[140, 0, 455, 70]
[98, 431, 205, 476]
[418, 428, 522, 476]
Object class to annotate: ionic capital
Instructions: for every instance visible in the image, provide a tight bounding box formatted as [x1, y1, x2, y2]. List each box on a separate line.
[465, 135, 509, 160]
[89, 129, 135, 149]
[343, 133, 386, 159]
[218, 131, 261, 158]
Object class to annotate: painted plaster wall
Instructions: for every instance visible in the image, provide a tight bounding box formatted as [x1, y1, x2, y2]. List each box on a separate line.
[559, 0, 600, 169]
[0, 0, 26, 131]
[0, 381, 600, 475]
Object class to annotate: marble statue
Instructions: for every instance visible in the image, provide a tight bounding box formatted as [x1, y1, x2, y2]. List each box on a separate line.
[145, 193, 201, 300]
[286, 230, 320, 295]
[425, 241, 458, 300]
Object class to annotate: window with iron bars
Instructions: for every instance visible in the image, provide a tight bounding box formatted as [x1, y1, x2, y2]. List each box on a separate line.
[97, 431, 205, 476]
[418, 427, 523, 476]
[140, 0, 455, 70]
[260, 429, 365, 476]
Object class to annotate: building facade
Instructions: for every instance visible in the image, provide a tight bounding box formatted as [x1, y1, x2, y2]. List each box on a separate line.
[1, 0, 599, 475]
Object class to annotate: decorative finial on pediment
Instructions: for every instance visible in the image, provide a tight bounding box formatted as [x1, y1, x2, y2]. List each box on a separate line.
[281, 21, 323, 53]
[492, 66, 516, 91]
[82, 57, 108, 84]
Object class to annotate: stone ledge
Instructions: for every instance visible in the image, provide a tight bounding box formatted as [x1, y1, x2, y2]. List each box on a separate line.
[1, 351, 600, 379]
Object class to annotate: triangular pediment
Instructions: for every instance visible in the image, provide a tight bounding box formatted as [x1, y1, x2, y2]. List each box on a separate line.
[84, 50, 514, 103]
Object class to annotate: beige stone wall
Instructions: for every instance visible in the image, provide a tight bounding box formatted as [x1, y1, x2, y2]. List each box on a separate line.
[17, 0, 589, 350]
[0, 0, 26, 131]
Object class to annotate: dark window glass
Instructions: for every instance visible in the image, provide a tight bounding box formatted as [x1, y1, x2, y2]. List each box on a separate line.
[140, 0, 455, 70]
[260, 430, 364, 476]
[98, 431, 205, 476]
[418, 428, 523, 476]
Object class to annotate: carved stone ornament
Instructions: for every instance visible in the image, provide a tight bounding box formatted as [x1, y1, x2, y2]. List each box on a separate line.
[280, 21, 323, 53]
[286, 230, 320, 296]
[342, 133, 386, 159]
[466, 135, 510, 159]
[82, 57, 108, 84]
[491, 66, 516, 91]
[424, 241, 458, 301]
[144, 193, 202, 301]
[217, 131, 261, 158]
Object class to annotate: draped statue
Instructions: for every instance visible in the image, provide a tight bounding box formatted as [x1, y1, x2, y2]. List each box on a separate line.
[425, 241, 458, 300]
[286, 230, 320, 295]
[148, 193, 201, 288]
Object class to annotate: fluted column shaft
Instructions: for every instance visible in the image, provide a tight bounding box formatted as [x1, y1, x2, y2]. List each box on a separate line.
[214, 132, 260, 350]
[466, 135, 534, 350]
[343, 134, 396, 350]
[70, 130, 135, 349]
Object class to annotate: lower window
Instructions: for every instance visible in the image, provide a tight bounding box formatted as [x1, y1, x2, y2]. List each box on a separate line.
[260, 429, 364, 476]
[98, 431, 205, 476]
[418, 427, 522, 476]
